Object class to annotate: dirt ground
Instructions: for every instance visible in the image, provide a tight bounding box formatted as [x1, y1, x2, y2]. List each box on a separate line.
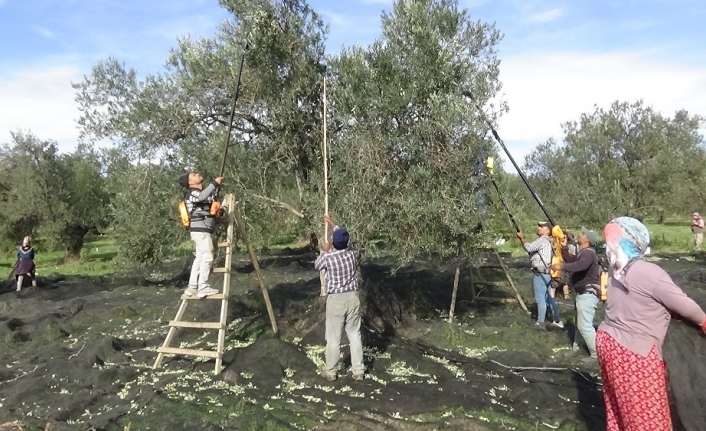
[1, 248, 704, 431]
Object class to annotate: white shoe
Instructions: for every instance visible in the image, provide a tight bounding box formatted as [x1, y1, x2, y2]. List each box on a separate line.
[551, 321, 565, 329]
[197, 287, 220, 298]
[184, 286, 198, 296]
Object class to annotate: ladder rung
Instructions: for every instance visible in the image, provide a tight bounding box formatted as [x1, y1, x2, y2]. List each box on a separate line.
[476, 281, 507, 287]
[212, 267, 230, 273]
[217, 242, 230, 248]
[180, 294, 227, 300]
[157, 347, 220, 358]
[169, 321, 223, 329]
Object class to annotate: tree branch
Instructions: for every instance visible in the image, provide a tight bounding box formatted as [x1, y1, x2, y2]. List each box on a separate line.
[247, 193, 305, 219]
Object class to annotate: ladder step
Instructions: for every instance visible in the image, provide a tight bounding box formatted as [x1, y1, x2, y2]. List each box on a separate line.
[476, 281, 507, 287]
[157, 347, 220, 358]
[212, 267, 230, 273]
[169, 321, 224, 329]
[180, 294, 227, 300]
[217, 242, 230, 248]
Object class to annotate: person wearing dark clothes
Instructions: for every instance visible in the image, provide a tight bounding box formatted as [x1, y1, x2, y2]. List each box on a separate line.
[466, 148, 494, 227]
[552, 227, 600, 360]
[15, 236, 37, 292]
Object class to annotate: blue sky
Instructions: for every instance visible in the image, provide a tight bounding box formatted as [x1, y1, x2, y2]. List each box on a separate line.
[1, 0, 706, 166]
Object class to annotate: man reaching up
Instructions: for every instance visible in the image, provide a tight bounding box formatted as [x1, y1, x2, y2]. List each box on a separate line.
[552, 227, 601, 362]
[179, 172, 223, 298]
[315, 215, 364, 382]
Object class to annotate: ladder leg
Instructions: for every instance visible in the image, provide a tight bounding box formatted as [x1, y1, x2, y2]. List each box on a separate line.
[155, 194, 237, 375]
[154, 299, 189, 369]
[215, 194, 235, 374]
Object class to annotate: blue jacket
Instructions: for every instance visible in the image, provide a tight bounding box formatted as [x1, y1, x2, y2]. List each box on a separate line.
[18, 246, 35, 260]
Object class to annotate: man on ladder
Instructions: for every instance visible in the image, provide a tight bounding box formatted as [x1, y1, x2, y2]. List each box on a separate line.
[178, 172, 224, 298]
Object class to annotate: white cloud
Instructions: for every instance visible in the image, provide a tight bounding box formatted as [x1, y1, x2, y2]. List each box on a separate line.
[527, 7, 564, 24]
[32, 25, 55, 39]
[488, 51, 706, 168]
[319, 9, 349, 27]
[497, 51, 706, 142]
[0, 65, 82, 152]
[461, 0, 492, 7]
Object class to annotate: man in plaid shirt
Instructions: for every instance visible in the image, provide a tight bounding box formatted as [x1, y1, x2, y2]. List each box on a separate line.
[517, 221, 563, 330]
[315, 215, 364, 381]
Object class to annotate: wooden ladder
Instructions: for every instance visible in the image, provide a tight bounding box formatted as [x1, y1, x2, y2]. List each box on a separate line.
[153, 193, 236, 375]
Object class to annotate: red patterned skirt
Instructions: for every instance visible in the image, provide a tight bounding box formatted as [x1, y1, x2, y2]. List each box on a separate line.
[596, 330, 672, 431]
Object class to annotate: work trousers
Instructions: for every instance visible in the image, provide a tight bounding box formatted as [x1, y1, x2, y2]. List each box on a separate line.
[188, 231, 214, 290]
[325, 291, 364, 376]
[574, 292, 599, 357]
[533, 272, 561, 323]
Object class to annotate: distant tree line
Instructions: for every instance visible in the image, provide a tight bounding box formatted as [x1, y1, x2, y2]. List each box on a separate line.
[1, 0, 703, 266]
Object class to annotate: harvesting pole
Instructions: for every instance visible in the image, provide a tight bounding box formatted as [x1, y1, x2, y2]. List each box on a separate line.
[489, 177, 520, 233]
[217, 41, 249, 188]
[462, 90, 555, 226]
[319, 76, 330, 297]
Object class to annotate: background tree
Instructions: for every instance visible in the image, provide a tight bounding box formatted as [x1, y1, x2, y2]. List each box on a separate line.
[523, 100, 706, 226]
[0, 132, 110, 257]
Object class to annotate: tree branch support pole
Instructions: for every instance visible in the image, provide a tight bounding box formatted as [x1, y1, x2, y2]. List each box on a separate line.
[232, 202, 278, 334]
[448, 246, 463, 323]
[469, 266, 476, 303]
[319, 76, 329, 297]
[492, 248, 528, 313]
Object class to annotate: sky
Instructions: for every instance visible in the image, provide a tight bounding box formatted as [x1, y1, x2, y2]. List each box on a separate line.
[1, 0, 706, 167]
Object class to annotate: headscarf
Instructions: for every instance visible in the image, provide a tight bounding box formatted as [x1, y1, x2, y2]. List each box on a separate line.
[603, 217, 650, 282]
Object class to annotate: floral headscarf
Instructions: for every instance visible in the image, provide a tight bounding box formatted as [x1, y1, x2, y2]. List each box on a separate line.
[603, 217, 650, 282]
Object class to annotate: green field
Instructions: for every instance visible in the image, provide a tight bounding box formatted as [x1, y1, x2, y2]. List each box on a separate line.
[497, 218, 700, 256]
[0, 219, 699, 277]
[0, 238, 192, 277]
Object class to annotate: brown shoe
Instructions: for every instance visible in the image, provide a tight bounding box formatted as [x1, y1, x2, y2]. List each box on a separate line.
[352, 373, 364, 381]
[321, 371, 336, 382]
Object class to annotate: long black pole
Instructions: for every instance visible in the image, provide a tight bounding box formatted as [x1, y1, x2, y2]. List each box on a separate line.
[463, 90, 555, 226]
[489, 177, 520, 233]
[489, 176, 553, 270]
[217, 42, 248, 182]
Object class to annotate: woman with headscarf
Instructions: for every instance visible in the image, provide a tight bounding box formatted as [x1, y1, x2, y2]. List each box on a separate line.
[597, 217, 706, 430]
[15, 236, 37, 292]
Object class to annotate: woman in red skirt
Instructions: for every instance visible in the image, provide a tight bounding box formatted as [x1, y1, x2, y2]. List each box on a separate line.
[598, 217, 706, 430]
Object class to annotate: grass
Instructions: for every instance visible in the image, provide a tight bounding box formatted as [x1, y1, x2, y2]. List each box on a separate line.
[0, 237, 194, 277]
[0, 217, 700, 278]
[0, 238, 118, 277]
[496, 217, 702, 256]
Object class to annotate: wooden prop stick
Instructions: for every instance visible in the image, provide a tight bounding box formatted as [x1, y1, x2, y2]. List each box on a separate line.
[492, 248, 528, 313]
[469, 266, 476, 303]
[448, 257, 462, 323]
[232, 202, 279, 334]
[319, 76, 329, 297]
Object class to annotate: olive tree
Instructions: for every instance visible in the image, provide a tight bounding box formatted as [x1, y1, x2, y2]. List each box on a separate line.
[328, 0, 506, 264]
[73, 0, 330, 262]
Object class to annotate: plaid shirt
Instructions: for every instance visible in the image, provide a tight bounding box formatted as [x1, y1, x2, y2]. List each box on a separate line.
[524, 235, 553, 273]
[314, 226, 358, 294]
